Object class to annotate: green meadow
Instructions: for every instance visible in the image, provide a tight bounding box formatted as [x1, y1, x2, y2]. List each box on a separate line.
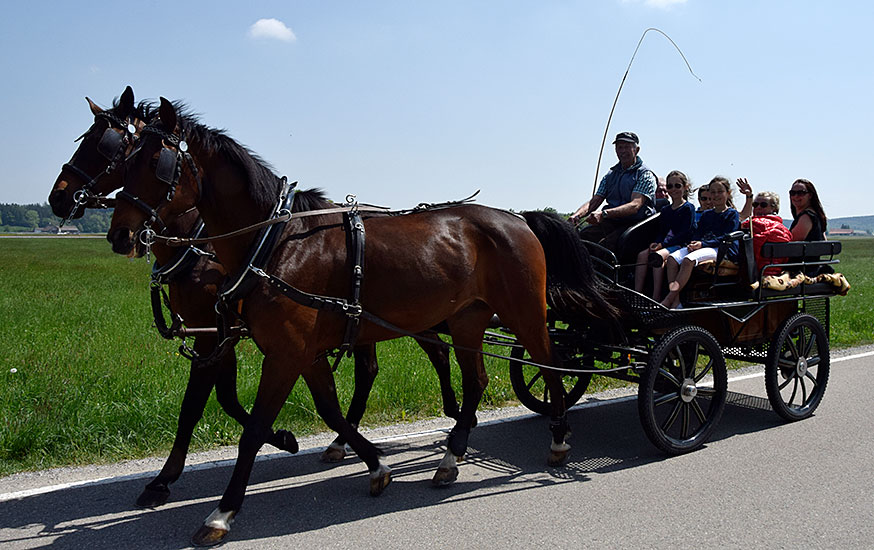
[0, 237, 871, 476]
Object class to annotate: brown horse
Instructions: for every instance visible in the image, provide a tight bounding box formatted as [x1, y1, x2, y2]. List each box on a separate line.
[108, 97, 614, 546]
[49, 88, 458, 509]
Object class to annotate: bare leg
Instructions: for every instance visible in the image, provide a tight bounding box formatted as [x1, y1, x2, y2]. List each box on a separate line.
[661, 257, 696, 308]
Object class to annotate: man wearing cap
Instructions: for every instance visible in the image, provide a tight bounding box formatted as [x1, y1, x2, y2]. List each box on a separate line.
[570, 131, 657, 251]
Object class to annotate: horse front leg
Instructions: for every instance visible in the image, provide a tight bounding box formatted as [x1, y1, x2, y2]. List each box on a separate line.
[321, 345, 378, 463]
[306, 357, 391, 496]
[137, 336, 221, 508]
[213, 350, 299, 455]
[191, 355, 299, 547]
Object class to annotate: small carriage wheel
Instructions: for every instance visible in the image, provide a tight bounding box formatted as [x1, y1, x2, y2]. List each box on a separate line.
[638, 326, 727, 455]
[508, 346, 591, 416]
[765, 313, 830, 421]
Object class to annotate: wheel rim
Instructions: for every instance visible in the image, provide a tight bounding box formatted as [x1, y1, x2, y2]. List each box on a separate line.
[509, 347, 590, 415]
[775, 321, 823, 413]
[649, 336, 724, 447]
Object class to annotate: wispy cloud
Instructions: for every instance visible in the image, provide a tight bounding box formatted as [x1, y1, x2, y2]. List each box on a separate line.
[248, 18, 296, 42]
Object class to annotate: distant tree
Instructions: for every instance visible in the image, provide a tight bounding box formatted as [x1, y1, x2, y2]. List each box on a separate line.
[24, 209, 39, 229]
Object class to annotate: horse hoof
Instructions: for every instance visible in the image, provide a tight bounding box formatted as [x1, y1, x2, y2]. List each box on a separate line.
[320, 444, 347, 463]
[191, 524, 229, 547]
[192, 507, 235, 547]
[431, 466, 459, 487]
[272, 429, 299, 454]
[369, 464, 392, 496]
[135, 485, 170, 508]
[547, 449, 570, 467]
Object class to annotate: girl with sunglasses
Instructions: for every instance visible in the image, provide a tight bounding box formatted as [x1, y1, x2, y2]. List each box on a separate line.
[634, 170, 695, 301]
[661, 176, 739, 309]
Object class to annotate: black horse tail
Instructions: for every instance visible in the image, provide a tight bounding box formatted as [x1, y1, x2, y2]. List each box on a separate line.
[522, 211, 619, 321]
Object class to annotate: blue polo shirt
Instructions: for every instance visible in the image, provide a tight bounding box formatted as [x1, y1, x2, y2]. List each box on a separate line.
[595, 156, 656, 220]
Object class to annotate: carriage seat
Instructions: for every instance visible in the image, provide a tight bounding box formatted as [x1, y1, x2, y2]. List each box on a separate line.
[756, 241, 843, 298]
[614, 212, 661, 265]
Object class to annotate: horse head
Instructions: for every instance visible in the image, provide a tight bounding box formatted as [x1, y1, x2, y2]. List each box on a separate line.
[49, 86, 142, 220]
[108, 97, 204, 256]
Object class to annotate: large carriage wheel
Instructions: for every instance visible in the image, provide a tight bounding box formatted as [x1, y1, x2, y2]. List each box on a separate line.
[509, 346, 591, 416]
[638, 326, 727, 455]
[765, 313, 830, 421]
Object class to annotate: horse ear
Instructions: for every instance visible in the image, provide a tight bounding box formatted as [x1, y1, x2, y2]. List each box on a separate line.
[86, 97, 103, 116]
[118, 86, 135, 117]
[159, 97, 177, 130]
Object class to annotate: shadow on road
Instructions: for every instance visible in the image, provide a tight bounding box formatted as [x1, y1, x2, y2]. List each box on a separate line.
[0, 391, 785, 549]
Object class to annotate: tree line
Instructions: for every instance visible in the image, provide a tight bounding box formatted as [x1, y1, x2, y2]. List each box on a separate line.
[0, 203, 113, 233]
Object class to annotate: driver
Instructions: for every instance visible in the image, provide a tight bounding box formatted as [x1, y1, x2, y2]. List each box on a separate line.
[569, 131, 656, 251]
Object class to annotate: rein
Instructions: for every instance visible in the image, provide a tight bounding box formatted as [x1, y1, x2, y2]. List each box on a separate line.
[149, 203, 391, 248]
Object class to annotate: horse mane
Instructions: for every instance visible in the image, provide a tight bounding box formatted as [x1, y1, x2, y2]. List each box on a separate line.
[292, 188, 334, 213]
[166, 103, 283, 213]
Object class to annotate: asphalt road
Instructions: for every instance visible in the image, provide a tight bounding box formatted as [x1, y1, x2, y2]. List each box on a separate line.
[2, 349, 872, 550]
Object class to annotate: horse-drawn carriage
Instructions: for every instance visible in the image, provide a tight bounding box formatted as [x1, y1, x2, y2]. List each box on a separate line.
[50, 89, 848, 545]
[496, 214, 844, 455]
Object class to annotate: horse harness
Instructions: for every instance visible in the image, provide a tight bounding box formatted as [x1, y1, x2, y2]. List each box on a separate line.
[58, 111, 138, 227]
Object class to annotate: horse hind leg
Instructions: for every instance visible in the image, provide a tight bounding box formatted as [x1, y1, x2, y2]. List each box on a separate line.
[502, 309, 572, 466]
[431, 307, 491, 486]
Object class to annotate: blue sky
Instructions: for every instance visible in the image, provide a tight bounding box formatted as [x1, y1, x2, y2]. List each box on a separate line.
[1, 0, 871, 218]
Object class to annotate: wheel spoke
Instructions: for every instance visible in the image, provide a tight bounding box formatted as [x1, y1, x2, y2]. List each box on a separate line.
[778, 357, 796, 369]
[681, 404, 690, 439]
[804, 370, 818, 388]
[800, 375, 808, 405]
[803, 330, 817, 358]
[696, 387, 716, 397]
[785, 335, 800, 361]
[795, 328, 806, 361]
[807, 356, 821, 367]
[660, 401, 682, 432]
[787, 376, 799, 406]
[654, 392, 680, 406]
[525, 371, 542, 393]
[658, 367, 682, 388]
[691, 398, 707, 423]
[694, 357, 714, 383]
[778, 375, 794, 390]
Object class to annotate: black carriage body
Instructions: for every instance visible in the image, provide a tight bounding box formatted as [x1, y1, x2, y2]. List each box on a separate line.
[502, 221, 843, 455]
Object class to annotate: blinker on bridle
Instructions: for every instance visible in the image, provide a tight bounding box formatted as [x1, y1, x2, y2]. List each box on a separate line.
[58, 111, 138, 226]
[117, 121, 200, 255]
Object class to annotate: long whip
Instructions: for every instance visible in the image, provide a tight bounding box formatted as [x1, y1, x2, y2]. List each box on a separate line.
[592, 28, 701, 197]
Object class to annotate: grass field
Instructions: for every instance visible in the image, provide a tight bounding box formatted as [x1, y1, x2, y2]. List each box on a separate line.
[1, 237, 871, 476]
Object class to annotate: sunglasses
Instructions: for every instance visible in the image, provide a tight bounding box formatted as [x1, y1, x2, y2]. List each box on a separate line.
[665, 183, 684, 189]
[789, 190, 809, 196]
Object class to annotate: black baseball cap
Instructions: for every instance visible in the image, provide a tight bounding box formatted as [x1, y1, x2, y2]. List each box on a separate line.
[612, 131, 639, 144]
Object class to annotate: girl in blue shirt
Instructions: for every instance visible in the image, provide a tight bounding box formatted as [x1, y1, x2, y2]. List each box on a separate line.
[634, 170, 695, 301]
[661, 176, 740, 309]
